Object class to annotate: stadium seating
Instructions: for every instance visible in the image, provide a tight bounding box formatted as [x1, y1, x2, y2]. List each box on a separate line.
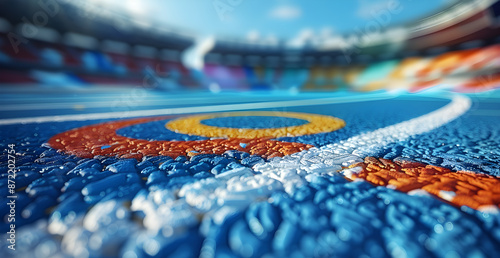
[1, 27, 499, 93]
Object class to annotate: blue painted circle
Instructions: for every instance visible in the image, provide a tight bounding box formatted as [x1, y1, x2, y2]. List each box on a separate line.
[200, 116, 309, 129]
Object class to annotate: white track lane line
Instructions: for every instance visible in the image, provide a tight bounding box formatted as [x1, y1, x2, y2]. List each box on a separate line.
[254, 93, 471, 176]
[0, 97, 285, 111]
[0, 93, 394, 125]
[0, 94, 305, 111]
[131, 94, 471, 234]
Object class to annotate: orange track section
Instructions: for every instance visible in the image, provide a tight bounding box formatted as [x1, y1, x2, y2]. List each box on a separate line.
[349, 157, 500, 210]
[48, 117, 313, 160]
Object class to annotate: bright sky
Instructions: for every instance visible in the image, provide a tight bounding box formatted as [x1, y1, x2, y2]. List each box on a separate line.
[92, 0, 456, 41]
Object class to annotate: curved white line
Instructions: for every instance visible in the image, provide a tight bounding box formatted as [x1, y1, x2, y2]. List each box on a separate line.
[265, 93, 471, 167]
[252, 93, 471, 185]
[129, 94, 472, 234]
[335, 94, 471, 157]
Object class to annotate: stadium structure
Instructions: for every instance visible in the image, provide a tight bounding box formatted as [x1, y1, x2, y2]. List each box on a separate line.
[0, 0, 499, 92]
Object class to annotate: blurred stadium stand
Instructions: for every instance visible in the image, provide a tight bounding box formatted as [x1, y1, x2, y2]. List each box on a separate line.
[0, 0, 499, 92]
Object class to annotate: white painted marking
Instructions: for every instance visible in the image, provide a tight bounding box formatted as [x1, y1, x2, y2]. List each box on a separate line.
[254, 94, 471, 173]
[0, 96, 284, 111]
[0, 94, 304, 111]
[0, 93, 393, 125]
[131, 94, 471, 233]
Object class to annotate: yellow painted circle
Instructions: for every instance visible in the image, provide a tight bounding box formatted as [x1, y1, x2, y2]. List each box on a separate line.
[165, 111, 345, 139]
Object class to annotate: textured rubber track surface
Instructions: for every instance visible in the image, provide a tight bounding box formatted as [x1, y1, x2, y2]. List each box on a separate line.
[1, 90, 499, 257]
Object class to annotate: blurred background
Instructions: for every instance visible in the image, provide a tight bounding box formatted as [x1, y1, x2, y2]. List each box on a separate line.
[0, 0, 499, 94]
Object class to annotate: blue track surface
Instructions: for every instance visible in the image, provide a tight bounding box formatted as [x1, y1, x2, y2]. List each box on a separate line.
[0, 89, 499, 257]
